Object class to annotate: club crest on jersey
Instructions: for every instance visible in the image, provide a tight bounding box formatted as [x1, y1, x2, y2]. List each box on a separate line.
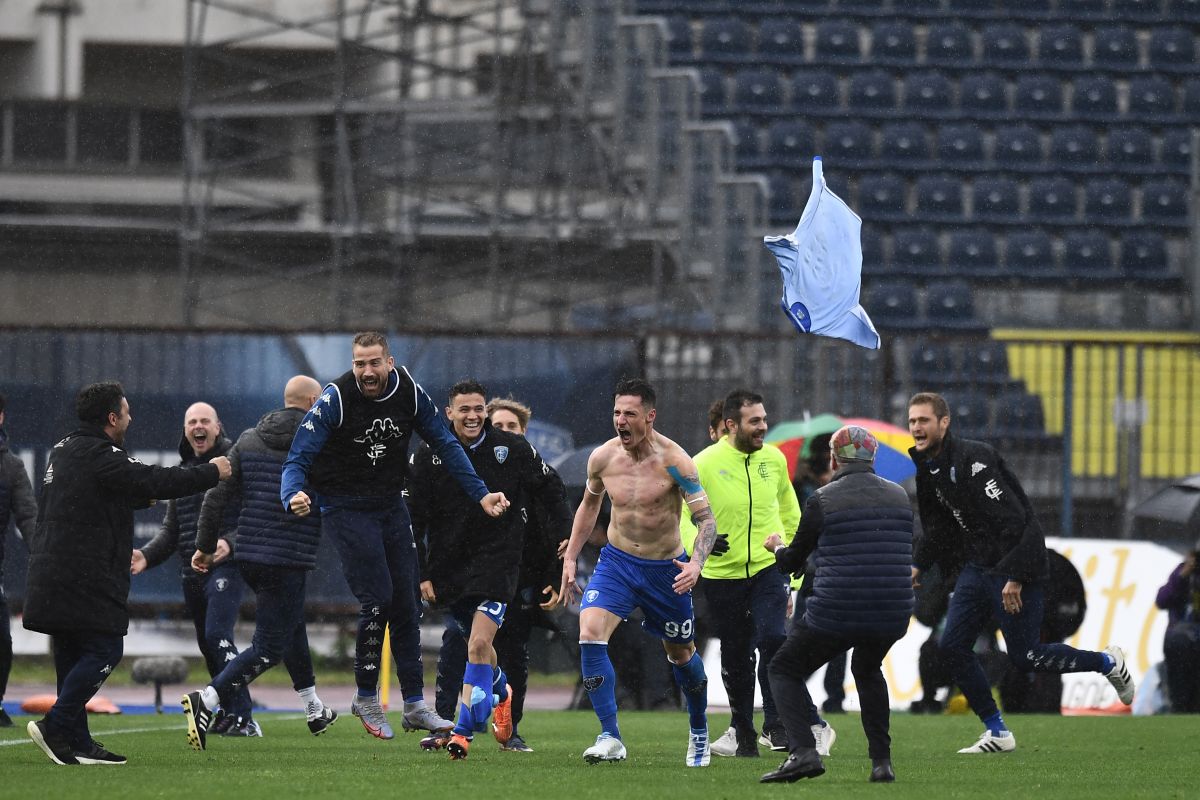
[585, 589, 599, 603]
[215, 578, 228, 591]
[494, 445, 509, 463]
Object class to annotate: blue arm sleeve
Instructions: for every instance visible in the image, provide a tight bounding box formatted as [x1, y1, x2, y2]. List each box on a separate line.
[281, 385, 339, 510]
[412, 385, 489, 503]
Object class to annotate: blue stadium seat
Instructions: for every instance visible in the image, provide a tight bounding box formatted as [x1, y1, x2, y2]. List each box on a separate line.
[700, 18, 753, 60]
[1120, 231, 1170, 275]
[1072, 75, 1118, 118]
[665, 17, 693, 59]
[824, 121, 874, 162]
[1049, 125, 1100, 167]
[1014, 75, 1065, 115]
[947, 391, 991, 437]
[732, 69, 784, 109]
[926, 280, 979, 328]
[1083, 178, 1133, 222]
[767, 173, 797, 220]
[937, 123, 985, 166]
[847, 70, 897, 111]
[790, 70, 840, 110]
[857, 173, 908, 218]
[1038, 25, 1084, 67]
[892, 229, 943, 274]
[915, 175, 964, 219]
[993, 124, 1043, 167]
[1008, 0, 1053, 9]
[949, 0, 995, 10]
[732, 120, 762, 162]
[864, 280, 920, 328]
[981, 23, 1030, 67]
[1167, 0, 1200, 21]
[1106, 127, 1153, 168]
[925, 22, 973, 66]
[1112, 0, 1165, 18]
[1092, 26, 1140, 69]
[1059, 0, 1107, 12]
[964, 340, 1011, 384]
[1161, 128, 1194, 168]
[1148, 28, 1194, 68]
[880, 121, 931, 162]
[905, 71, 954, 113]
[1182, 78, 1200, 115]
[861, 228, 885, 274]
[1005, 230, 1056, 275]
[948, 230, 1001, 276]
[960, 73, 1008, 115]
[972, 177, 1021, 221]
[1141, 180, 1188, 224]
[910, 342, 959, 384]
[1027, 176, 1077, 221]
[994, 391, 1046, 438]
[814, 20, 862, 62]
[871, 21, 917, 63]
[1062, 230, 1115, 276]
[696, 68, 727, 112]
[1127, 76, 1175, 118]
[758, 20, 805, 63]
[765, 120, 814, 164]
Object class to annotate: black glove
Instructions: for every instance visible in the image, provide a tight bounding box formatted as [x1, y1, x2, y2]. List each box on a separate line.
[710, 533, 730, 557]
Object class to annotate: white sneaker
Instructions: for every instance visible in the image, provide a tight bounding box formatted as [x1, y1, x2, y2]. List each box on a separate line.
[686, 728, 710, 767]
[1103, 645, 1136, 705]
[957, 729, 1016, 754]
[812, 721, 836, 757]
[710, 726, 739, 757]
[583, 733, 627, 764]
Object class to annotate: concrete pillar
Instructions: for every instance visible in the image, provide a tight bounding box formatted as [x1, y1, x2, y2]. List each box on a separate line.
[34, 0, 83, 99]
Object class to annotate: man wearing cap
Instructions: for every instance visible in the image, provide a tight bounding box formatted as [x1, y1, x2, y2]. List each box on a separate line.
[759, 425, 914, 785]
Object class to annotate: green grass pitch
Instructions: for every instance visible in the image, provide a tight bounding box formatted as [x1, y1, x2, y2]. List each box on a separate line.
[1, 710, 1193, 799]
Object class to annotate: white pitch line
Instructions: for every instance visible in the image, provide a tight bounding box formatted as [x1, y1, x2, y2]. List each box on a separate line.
[0, 714, 305, 748]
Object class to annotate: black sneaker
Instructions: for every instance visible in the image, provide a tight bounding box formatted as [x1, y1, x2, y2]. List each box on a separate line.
[758, 727, 788, 752]
[209, 709, 236, 736]
[0, 708, 13, 727]
[27, 719, 78, 765]
[221, 716, 263, 737]
[181, 691, 213, 751]
[74, 739, 127, 765]
[306, 704, 338, 736]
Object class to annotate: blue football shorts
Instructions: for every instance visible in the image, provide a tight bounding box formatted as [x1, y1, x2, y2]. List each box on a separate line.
[580, 543, 696, 642]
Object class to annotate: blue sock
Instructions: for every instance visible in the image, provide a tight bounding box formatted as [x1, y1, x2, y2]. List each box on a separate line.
[670, 651, 708, 731]
[581, 642, 621, 740]
[357, 689, 376, 698]
[1100, 653, 1115, 673]
[402, 694, 423, 706]
[453, 662, 493, 737]
[983, 711, 1008, 735]
[492, 665, 510, 703]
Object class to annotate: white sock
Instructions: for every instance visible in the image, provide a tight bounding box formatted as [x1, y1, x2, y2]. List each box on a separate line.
[200, 686, 219, 709]
[298, 685, 322, 712]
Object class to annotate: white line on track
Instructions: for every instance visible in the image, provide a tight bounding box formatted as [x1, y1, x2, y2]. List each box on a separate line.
[0, 714, 304, 747]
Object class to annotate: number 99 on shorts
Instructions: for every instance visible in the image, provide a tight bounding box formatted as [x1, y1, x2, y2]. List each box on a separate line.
[662, 619, 694, 639]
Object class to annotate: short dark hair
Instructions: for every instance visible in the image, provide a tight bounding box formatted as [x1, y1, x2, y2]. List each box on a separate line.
[706, 398, 725, 434]
[614, 377, 656, 408]
[909, 391, 950, 419]
[352, 331, 390, 356]
[722, 389, 765, 424]
[448, 379, 488, 403]
[76, 382, 125, 425]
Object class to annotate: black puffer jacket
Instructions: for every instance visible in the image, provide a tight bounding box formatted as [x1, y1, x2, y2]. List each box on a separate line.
[910, 431, 1049, 585]
[0, 427, 37, 569]
[24, 424, 219, 635]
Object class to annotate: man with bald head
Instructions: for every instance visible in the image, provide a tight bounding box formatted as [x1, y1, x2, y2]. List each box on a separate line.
[181, 377, 336, 748]
[134, 400, 256, 735]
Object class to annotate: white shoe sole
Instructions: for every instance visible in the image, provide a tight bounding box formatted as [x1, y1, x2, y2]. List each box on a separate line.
[27, 721, 75, 766]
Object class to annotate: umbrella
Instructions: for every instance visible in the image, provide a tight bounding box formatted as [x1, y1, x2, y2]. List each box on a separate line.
[1131, 474, 1200, 542]
[765, 414, 917, 484]
[551, 444, 607, 489]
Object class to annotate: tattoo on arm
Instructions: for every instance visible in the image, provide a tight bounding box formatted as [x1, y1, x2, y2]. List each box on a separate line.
[690, 506, 718, 566]
[667, 466, 703, 495]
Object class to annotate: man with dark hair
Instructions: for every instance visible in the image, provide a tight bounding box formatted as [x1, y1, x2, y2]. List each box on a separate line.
[683, 389, 801, 758]
[182, 376, 336, 751]
[24, 381, 230, 765]
[0, 392, 37, 727]
[409, 381, 568, 759]
[706, 398, 725, 444]
[133, 401, 255, 736]
[560, 378, 718, 767]
[908, 391, 1135, 754]
[761, 425, 913, 784]
[268, 333, 509, 743]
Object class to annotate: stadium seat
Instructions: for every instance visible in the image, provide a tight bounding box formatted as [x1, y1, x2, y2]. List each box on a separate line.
[696, 68, 727, 112]
[665, 17, 693, 58]
[1092, 26, 1140, 69]
[948, 230, 1001, 276]
[949, 0, 995, 10]
[1182, 78, 1200, 115]
[790, 70, 840, 110]
[857, 173, 908, 218]
[1072, 75, 1119, 118]
[864, 280, 920, 327]
[1059, 0, 1108, 12]
[892, 229, 943, 274]
[814, 20, 862, 62]
[1119, 231, 1170, 275]
[1127, 76, 1176, 118]
[758, 20, 805, 63]
[824, 121, 874, 162]
[1160, 128, 1194, 168]
[871, 21, 917, 63]
[1112, 0, 1166, 18]
[847, 70, 898, 111]
[880, 121, 931, 162]
[1148, 27, 1195, 68]
[1062, 230, 1116, 275]
[947, 391, 991, 437]
[960, 73, 1008, 115]
[767, 173, 797, 220]
[1008, 0, 1053, 9]
[937, 123, 985, 166]
[926, 280, 977, 327]
[964, 340, 1011, 384]
[1014, 75, 1065, 115]
[1141, 180, 1188, 224]
[910, 341, 959, 383]
[1038, 25, 1084, 67]
[1106, 126, 1153, 168]
[700, 18, 753, 60]
[1083, 178, 1133, 222]
[1049, 125, 1100, 167]
[732, 120, 762, 162]
[981, 23, 1030, 67]
[1005, 230, 1056, 275]
[861, 228, 885, 274]
[732, 69, 784, 109]
[994, 391, 1046, 437]
[765, 120, 814, 164]
[1026, 176, 1077, 221]
[1167, 0, 1200, 21]
[993, 124, 1043, 167]
[925, 22, 973, 66]
[915, 175, 964, 219]
[972, 177, 1021, 221]
[905, 71, 954, 114]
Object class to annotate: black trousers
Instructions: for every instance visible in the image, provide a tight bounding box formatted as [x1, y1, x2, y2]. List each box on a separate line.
[768, 619, 898, 760]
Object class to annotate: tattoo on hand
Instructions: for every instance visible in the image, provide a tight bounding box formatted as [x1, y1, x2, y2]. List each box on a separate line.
[691, 508, 717, 566]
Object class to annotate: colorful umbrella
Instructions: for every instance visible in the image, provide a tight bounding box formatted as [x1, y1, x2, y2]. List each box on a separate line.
[766, 414, 917, 484]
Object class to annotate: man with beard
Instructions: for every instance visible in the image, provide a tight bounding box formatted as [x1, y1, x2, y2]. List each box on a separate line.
[133, 401, 255, 735]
